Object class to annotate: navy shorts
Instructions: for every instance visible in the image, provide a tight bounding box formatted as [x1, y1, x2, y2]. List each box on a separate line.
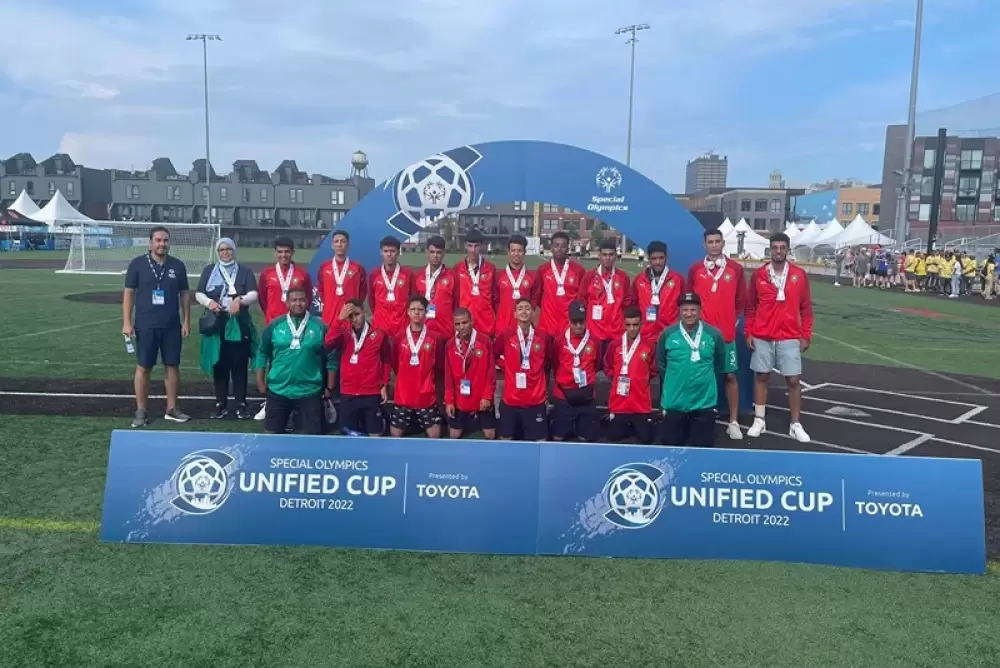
[550, 399, 601, 441]
[340, 395, 385, 435]
[389, 404, 442, 431]
[265, 390, 324, 435]
[607, 412, 657, 444]
[447, 408, 498, 434]
[498, 402, 548, 441]
[135, 326, 182, 369]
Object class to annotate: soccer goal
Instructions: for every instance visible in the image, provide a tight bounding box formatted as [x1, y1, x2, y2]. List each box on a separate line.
[57, 221, 221, 275]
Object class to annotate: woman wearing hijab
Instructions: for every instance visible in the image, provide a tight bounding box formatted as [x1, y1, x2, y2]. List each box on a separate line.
[196, 238, 259, 418]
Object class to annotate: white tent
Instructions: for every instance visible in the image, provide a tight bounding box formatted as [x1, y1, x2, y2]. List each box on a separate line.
[826, 214, 894, 248]
[792, 220, 823, 247]
[717, 218, 735, 237]
[807, 218, 845, 247]
[785, 222, 802, 240]
[8, 190, 41, 217]
[33, 190, 94, 227]
[724, 222, 770, 260]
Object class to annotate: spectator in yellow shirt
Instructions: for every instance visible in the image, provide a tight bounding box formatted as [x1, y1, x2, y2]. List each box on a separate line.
[983, 254, 997, 300]
[903, 252, 918, 292]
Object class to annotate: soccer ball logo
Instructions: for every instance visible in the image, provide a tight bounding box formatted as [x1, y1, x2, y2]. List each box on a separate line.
[596, 166, 622, 193]
[603, 463, 665, 529]
[170, 450, 235, 516]
[387, 146, 482, 237]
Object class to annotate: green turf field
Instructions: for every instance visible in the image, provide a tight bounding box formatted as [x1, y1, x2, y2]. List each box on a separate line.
[0, 415, 997, 667]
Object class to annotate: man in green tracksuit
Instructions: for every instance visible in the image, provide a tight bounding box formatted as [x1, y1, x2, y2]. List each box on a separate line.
[656, 292, 727, 447]
[254, 286, 331, 435]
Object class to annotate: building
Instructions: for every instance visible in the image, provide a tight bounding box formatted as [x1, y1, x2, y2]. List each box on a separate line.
[1, 151, 376, 249]
[792, 186, 881, 226]
[878, 124, 909, 233]
[685, 187, 801, 232]
[769, 169, 785, 190]
[685, 153, 728, 193]
[454, 202, 621, 251]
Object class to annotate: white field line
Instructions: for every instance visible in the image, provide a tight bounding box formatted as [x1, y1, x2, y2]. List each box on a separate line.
[802, 396, 985, 426]
[884, 434, 936, 456]
[765, 404, 923, 435]
[953, 406, 990, 424]
[815, 383, 990, 407]
[715, 420, 868, 454]
[0, 390, 218, 401]
[6, 318, 119, 341]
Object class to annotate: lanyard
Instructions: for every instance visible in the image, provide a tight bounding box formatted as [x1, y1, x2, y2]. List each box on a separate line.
[382, 263, 401, 295]
[286, 312, 309, 344]
[620, 333, 642, 375]
[350, 322, 369, 359]
[147, 253, 166, 289]
[275, 262, 294, 294]
[705, 256, 725, 292]
[679, 322, 703, 355]
[219, 263, 238, 296]
[454, 330, 478, 373]
[564, 329, 590, 368]
[517, 325, 535, 368]
[467, 257, 483, 295]
[424, 264, 443, 301]
[648, 268, 667, 305]
[406, 325, 428, 359]
[551, 259, 568, 291]
[333, 257, 350, 290]
[598, 266, 616, 304]
[768, 262, 789, 301]
[506, 264, 526, 298]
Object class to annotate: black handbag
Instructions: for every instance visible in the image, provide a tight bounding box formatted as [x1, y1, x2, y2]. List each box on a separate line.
[198, 310, 221, 336]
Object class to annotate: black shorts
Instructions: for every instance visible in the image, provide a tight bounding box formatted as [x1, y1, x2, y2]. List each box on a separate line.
[389, 404, 442, 431]
[498, 402, 548, 441]
[550, 399, 601, 441]
[607, 412, 657, 444]
[447, 408, 498, 434]
[265, 390, 324, 435]
[658, 408, 716, 447]
[340, 394, 385, 435]
[134, 326, 182, 369]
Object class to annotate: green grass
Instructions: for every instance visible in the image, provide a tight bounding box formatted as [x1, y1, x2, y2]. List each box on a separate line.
[0, 415, 997, 667]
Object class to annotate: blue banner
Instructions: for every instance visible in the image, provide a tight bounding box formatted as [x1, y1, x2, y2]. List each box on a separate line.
[100, 431, 987, 574]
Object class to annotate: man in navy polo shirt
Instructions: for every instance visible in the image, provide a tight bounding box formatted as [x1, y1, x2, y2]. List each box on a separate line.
[122, 226, 192, 427]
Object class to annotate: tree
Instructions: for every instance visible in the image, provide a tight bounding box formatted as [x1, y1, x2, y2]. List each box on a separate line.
[590, 222, 605, 246]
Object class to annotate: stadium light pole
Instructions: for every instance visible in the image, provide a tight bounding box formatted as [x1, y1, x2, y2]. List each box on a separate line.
[895, 0, 923, 246]
[186, 34, 221, 225]
[615, 23, 649, 257]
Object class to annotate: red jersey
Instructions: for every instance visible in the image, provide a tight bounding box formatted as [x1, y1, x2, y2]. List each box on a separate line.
[257, 263, 312, 323]
[389, 326, 443, 409]
[495, 264, 540, 333]
[536, 258, 587, 337]
[745, 263, 814, 342]
[368, 264, 413, 337]
[411, 264, 457, 339]
[579, 266, 634, 341]
[443, 330, 496, 413]
[317, 257, 367, 327]
[493, 326, 552, 407]
[687, 258, 746, 343]
[453, 258, 497, 336]
[328, 321, 390, 397]
[552, 330, 600, 402]
[632, 268, 685, 342]
[603, 334, 657, 415]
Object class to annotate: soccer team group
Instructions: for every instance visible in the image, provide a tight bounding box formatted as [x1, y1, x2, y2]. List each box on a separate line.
[122, 226, 815, 447]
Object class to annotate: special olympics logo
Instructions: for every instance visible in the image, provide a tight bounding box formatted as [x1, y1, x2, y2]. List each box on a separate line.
[388, 146, 482, 237]
[596, 166, 622, 193]
[169, 449, 236, 516]
[603, 463, 665, 529]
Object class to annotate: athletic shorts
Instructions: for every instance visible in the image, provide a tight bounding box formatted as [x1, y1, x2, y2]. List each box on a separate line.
[498, 402, 548, 441]
[134, 326, 182, 369]
[607, 411, 657, 444]
[658, 409, 716, 447]
[750, 338, 802, 377]
[389, 404, 442, 431]
[340, 394, 385, 435]
[265, 390, 324, 435]
[905, 272, 916, 281]
[447, 409, 498, 434]
[549, 399, 601, 441]
[721, 340, 738, 374]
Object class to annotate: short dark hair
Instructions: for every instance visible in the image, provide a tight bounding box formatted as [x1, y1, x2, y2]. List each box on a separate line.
[550, 231, 570, 244]
[646, 240, 667, 255]
[149, 226, 169, 240]
[770, 232, 791, 247]
[380, 235, 401, 250]
[273, 236, 295, 250]
[515, 297, 533, 307]
[427, 235, 446, 250]
[286, 286, 308, 298]
[465, 229, 485, 244]
[332, 229, 350, 241]
[346, 298, 364, 310]
[509, 234, 528, 249]
[408, 295, 429, 308]
[453, 307, 472, 320]
[704, 229, 724, 240]
[623, 306, 643, 320]
[599, 238, 617, 252]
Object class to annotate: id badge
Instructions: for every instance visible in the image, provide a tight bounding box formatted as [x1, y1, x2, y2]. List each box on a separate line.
[690, 350, 701, 362]
[289, 338, 301, 350]
[616, 376, 631, 397]
[645, 305, 658, 322]
[515, 372, 527, 389]
[409, 353, 420, 366]
[460, 379, 472, 396]
[573, 368, 587, 387]
[151, 289, 165, 306]
[426, 304, 437, 319]
[591, 305, 603, 321]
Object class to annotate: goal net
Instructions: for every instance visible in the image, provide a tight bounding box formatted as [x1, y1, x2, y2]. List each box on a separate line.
[57, 221, 221, 275]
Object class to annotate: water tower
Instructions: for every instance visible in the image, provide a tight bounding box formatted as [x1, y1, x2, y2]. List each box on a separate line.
[351, 150, 369, 178]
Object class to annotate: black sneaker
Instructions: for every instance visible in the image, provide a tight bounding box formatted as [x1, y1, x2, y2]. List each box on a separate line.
[236, 403, 251, 420]
[210, 403, 228, 420]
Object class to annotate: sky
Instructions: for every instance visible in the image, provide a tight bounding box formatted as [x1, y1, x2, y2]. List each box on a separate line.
[2, 0, 998, 193]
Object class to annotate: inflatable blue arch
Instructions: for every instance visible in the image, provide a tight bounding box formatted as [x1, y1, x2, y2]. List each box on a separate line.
[310, 140, 751, 411]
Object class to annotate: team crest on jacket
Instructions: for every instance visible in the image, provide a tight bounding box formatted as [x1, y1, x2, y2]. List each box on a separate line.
[474, 349, 483, 357]
[791, 275, 799, 282]
[441, 278, 449, 285]
[348, 269, 355, 276]
[424, 343, 432, 351]
[585, 346, 593, 354]
[641, 351, 649, 360]
[724, 273, 732, 281]
[534, 343, 541, 351]
[667, 280, 675, 288]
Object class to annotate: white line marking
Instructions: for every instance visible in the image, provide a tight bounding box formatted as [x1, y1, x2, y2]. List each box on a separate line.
[803, 396, 977, 425]
[884, 434, 935, 456]
[799, 382, 828, 394]
[0, 390, 218, 401]
[953, 406, 989, 424]
[841, 479, 846, 531]
[925, 437, 1000, 456]
[817, 383, 984, 407]
[5, 318, 119, 341]
[964, 420, 1000, 430]
[766, 405, 923, 435]
[804, 387, 1000, 398]
[799, 380, 814, 390]
[403, 463, 409, 515]
[812, 332, 994, 396]
[715, 420, 869, 454]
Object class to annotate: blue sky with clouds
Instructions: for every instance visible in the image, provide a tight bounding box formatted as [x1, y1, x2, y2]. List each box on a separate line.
[1, 0, 998, 192]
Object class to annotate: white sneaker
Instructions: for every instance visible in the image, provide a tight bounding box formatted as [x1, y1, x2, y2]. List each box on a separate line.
[727, 422, 743, 440]
[254, 403, 267, 421]
[789, 422, 811, 443]
[747, 417, 766, 437]
[833, 282, 840, 287]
